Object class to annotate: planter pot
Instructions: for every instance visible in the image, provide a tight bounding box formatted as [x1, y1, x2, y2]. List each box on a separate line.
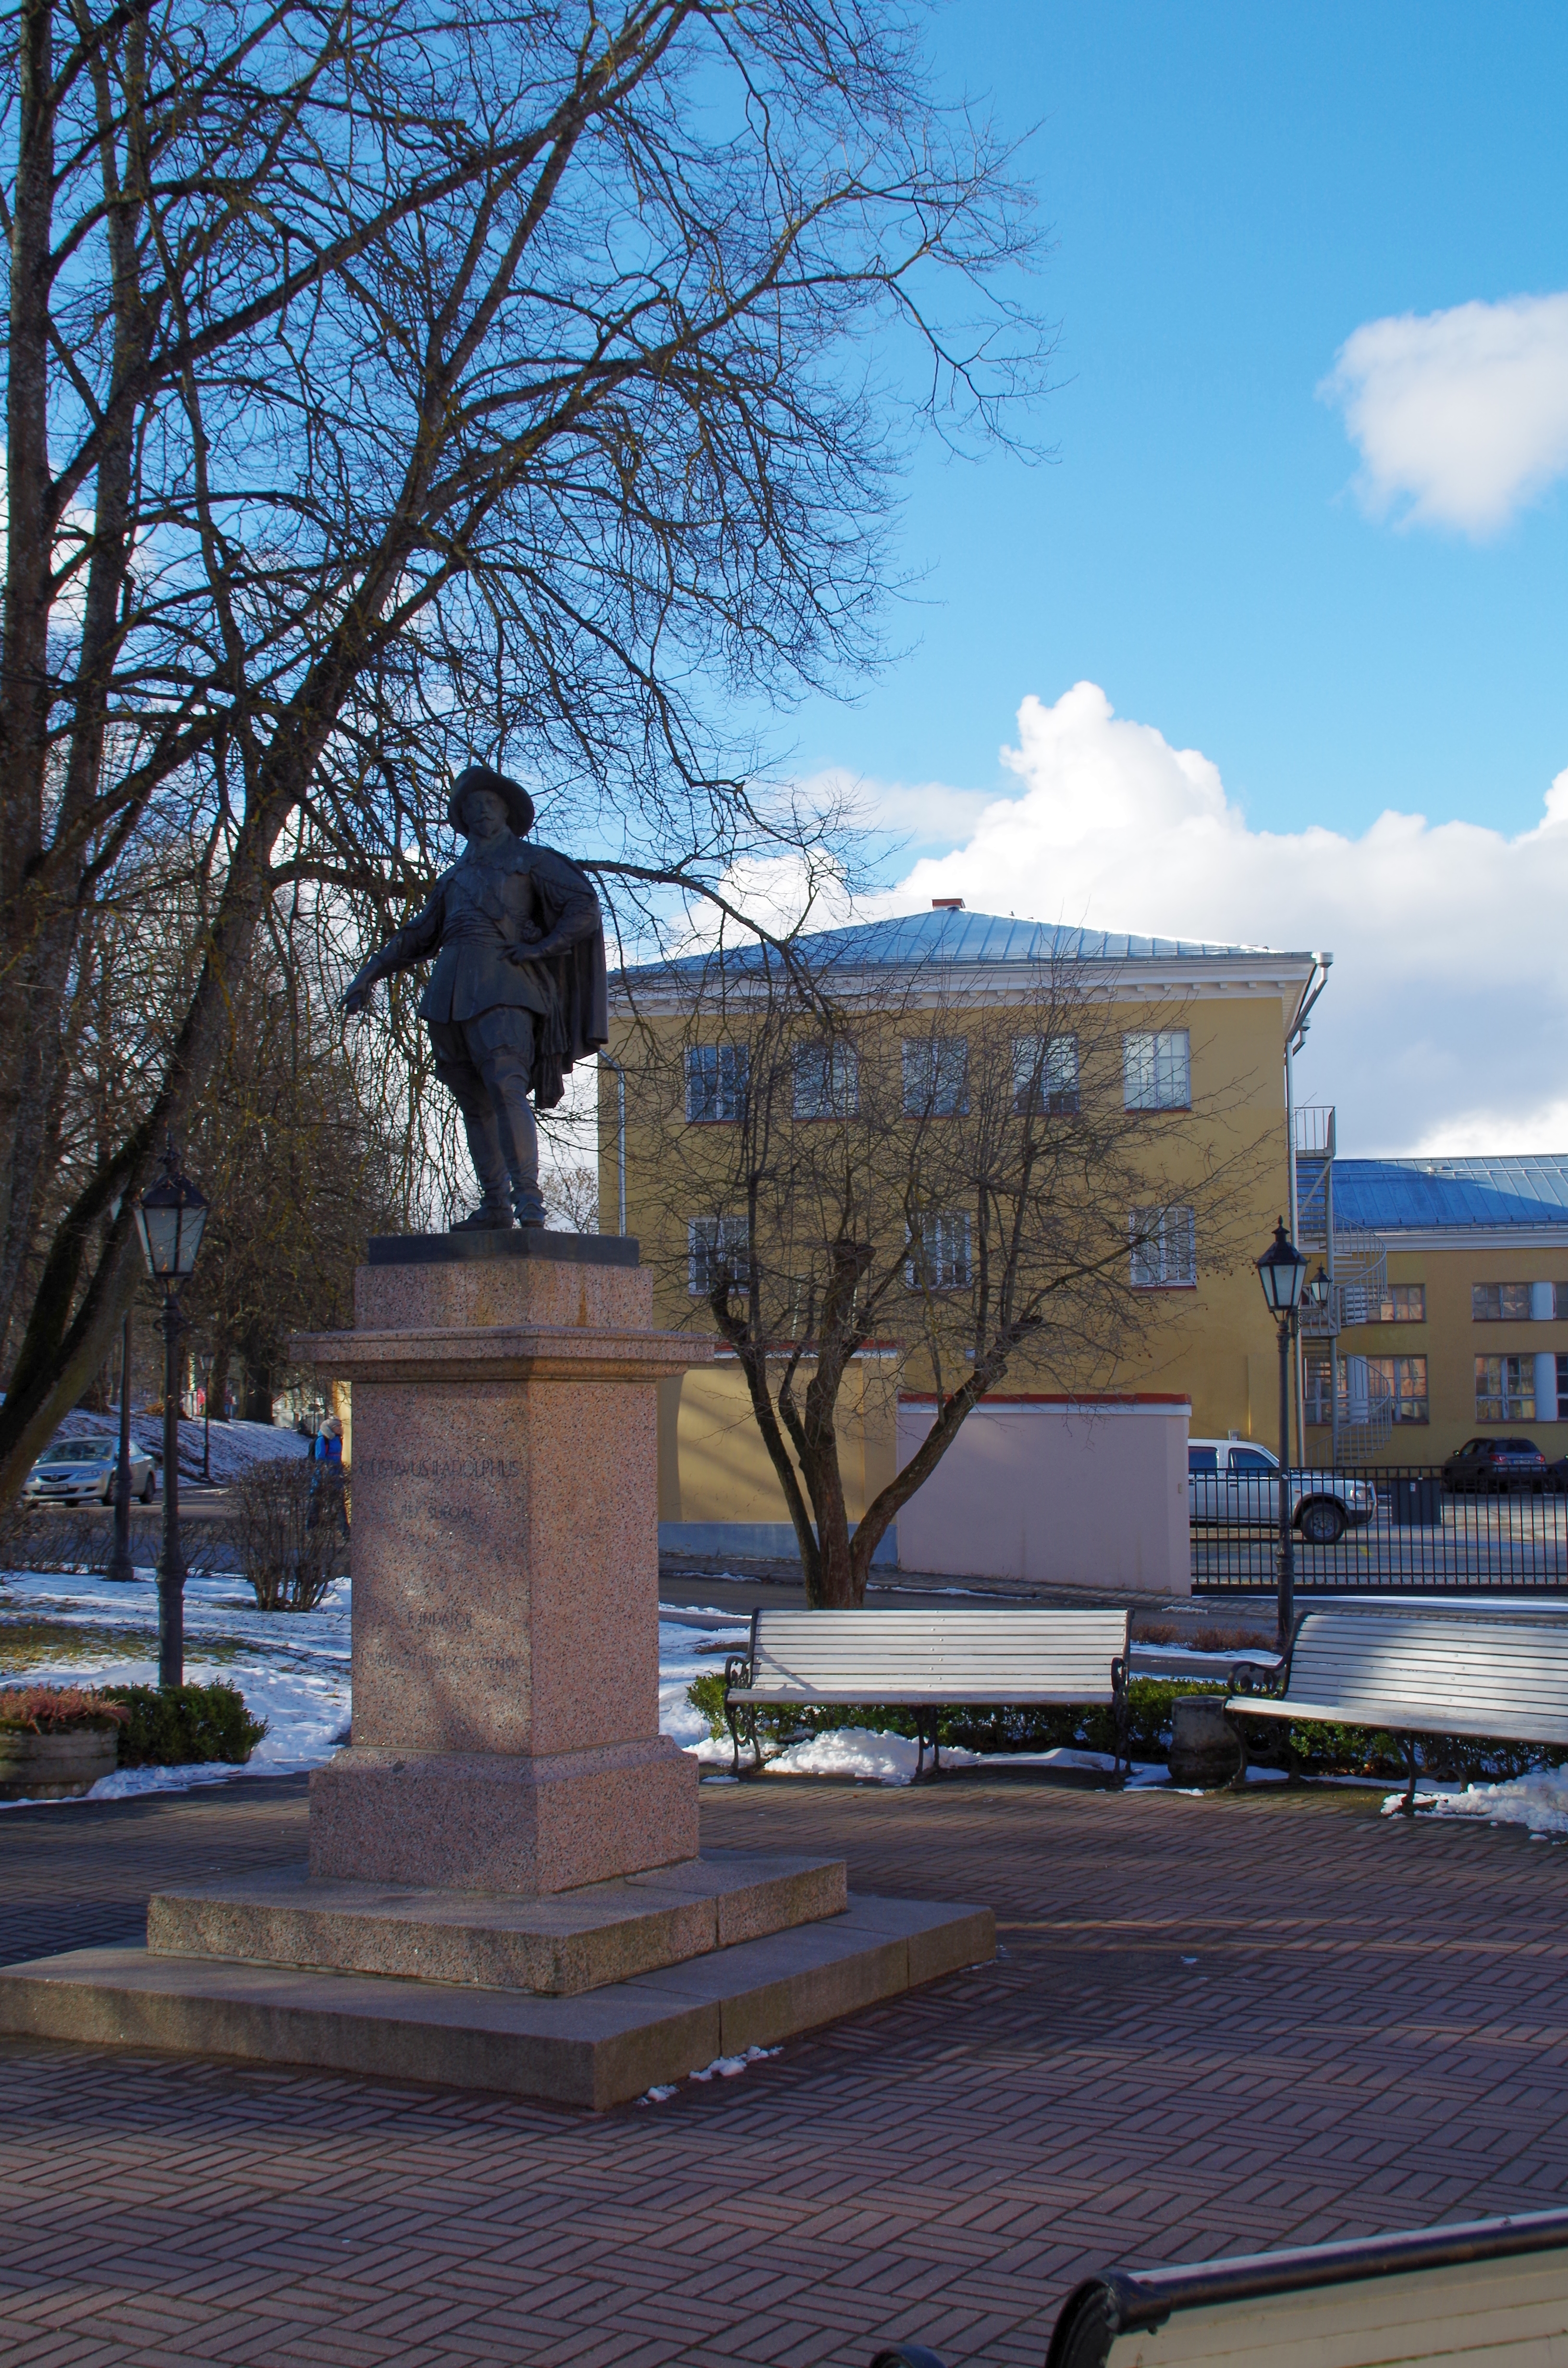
[0, 1722, 120, 1801]
[1167, 1696, 1240, 1788]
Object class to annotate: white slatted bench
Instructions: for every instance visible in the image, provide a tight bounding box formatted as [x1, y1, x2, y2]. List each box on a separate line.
[870, 2203, 1568, 2368]
[1225, 1606, 1568, 1805]
[723, 1607, 1130, 1780]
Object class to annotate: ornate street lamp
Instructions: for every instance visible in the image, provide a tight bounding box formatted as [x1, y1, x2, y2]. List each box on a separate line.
[1257, 1219, 1308, 1651]
[135, 1143, 209, 1687]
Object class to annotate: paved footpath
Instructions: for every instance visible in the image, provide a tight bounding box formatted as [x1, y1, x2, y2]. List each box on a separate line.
[3, 1773, 1568, 2368]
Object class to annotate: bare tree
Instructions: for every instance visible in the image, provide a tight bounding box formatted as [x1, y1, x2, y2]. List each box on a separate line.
[0, 0, 1047, 1509]
[628, 944, 1267, 1605]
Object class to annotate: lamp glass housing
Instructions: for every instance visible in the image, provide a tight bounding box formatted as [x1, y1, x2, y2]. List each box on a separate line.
[134, 1162, 209, 1282]
[1257, 1220, 1308, 1315]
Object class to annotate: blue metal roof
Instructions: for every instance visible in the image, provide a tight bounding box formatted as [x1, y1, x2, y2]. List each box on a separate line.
[626, 908, 1283, 980]
[1328, 1157, 1568, 1232]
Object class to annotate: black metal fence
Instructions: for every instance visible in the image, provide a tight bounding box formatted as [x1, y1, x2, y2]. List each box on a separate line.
[1192, 1464, 1568, 1595]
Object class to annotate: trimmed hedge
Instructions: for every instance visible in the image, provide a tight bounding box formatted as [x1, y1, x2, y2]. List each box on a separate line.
[100, 1681, 268, 1768]
[688, 1669, 1568, 1784]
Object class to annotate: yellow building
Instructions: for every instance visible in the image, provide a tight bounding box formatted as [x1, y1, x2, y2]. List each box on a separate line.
[1298, 1150, 1568, 1468]
[604, 906, 1322, 1561]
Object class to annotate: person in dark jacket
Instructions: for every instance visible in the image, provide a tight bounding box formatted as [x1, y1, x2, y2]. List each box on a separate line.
[343, 765, 607, 1228]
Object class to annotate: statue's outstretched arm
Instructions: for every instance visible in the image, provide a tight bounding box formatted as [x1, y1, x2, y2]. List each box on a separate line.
[343, 890, 443, 1013]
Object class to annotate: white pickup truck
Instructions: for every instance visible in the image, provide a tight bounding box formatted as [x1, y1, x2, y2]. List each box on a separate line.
[1188, 1438, 1376, 1546]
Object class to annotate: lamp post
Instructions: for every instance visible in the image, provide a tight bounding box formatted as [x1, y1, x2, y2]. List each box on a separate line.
[106, 1306, 137, 1586]
[1257, 1218, 1309, 1652]
[134, 1143, 209, 1687]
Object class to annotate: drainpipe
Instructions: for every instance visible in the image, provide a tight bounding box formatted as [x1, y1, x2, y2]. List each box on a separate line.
[599, 1053, 627, 1235]
[1285, 1031, 1301, 1465]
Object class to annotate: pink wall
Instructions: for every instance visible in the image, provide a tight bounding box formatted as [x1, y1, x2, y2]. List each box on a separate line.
[895, 1395, 1191, 1595]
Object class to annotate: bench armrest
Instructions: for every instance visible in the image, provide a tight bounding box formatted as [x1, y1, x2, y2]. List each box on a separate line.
[1228, 1658, 1286, 1701]
[723, 1651, 752, 1696]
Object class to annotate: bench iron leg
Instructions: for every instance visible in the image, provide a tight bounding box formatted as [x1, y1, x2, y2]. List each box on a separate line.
[1225, 1710, 1250, 1791]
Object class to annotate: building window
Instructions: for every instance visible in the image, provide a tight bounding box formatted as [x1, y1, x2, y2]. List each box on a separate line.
[1366, 1355, 1428, 1424]
[1558, 1352, 1568, 1409]
[1370, 1283, 1426, 1324]
[1472, 1282, 1534, 1321]
[1012, 1034, 1079, 1115]
[685, 1043, 748, 1123]
[1123, 1029, 1190, 1110]
[906, 1210, 972, 1290]
[1476, 1354, 1535, 1422]
[793, 1040, 858, 1119]
[902, 1035, 968, 1117]
[688, 1216, 749, 1296]
[1129, 1205, 1196, 1289]
[1304, 1347, 1332, 1427]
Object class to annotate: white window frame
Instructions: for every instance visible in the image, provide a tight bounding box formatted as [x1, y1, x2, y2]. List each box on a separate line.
[1475, 1354, 1534, 1422]
[792, 1040, 859, 1120]
[905, 1209, 972, 1291]
[1012, 1033, 1079, 1115]
[1471, 1282, 1534, 1322]
[685, 1043, 748, 1123]
[688, 1215, 749, 1296]
[902, 1035, 968, 1118]
[1122, 1028, 1190, 1111]
[1129, 1204, 1196, 1289]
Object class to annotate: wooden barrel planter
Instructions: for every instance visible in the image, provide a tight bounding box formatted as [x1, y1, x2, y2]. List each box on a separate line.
[0, 1721, 121, 1801]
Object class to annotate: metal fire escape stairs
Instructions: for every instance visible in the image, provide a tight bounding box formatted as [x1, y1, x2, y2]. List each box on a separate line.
[1294, 1105, 1393, 1467]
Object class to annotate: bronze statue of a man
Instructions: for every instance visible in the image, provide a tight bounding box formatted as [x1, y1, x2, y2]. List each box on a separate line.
[343, 765, 606, 1230]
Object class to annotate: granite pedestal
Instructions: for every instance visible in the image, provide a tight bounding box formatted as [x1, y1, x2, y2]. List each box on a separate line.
[0, 1232, 995, 2107]
[304, 1233, 700, 1894]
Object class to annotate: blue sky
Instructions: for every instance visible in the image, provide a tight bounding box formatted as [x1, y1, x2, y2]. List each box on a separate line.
[750, 2, 1568, 1155]
[782, 0, 1568, 843]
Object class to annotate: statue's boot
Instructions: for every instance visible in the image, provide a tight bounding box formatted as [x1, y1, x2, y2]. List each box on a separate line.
[452, 1197, 514, 1231]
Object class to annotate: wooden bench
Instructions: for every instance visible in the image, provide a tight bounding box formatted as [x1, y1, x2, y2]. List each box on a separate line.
[1225, 1605, 1568, 1805]
[870, 2203, 1568, 2368]
[723, 1607, 1130, 1780]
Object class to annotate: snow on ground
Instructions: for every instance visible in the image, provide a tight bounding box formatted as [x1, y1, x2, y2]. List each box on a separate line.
[1385, 1765, 1568, 1838]
[0, 1566, 348, 1804]
[51, 1411, 308, 1484]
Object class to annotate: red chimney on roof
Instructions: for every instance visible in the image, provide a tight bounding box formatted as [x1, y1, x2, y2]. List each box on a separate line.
[931, 897, 964, 911]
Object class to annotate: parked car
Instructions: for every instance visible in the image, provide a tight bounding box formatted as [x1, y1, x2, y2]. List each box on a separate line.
[1440, 1437, 1548, 1495]
[22, 1435, 156, 1506]
[1188, 1437, 1377, 1546]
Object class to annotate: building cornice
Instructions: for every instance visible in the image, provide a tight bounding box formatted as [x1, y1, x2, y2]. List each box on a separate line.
[613, 949, 1319, 1022]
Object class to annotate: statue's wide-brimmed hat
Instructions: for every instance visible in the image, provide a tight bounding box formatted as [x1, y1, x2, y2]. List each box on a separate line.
[448, 764, 535, 837]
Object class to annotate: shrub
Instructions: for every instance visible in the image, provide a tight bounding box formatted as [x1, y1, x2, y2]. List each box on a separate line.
[0, 1685, 128, 1733]
[232, 1456, 346, 1611]
[100, 1680, 268, 1766]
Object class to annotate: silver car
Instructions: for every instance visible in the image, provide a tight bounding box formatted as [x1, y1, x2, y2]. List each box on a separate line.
[24, 1436, 156, 1505]
[1188, 1437, 1375, 1546]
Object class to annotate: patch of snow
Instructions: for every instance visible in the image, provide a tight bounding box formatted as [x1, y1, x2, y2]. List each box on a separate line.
[1384, 1764, 1568, 1837]
[757, 1725, 981, 1785]
[642, 2043, 780, 2103]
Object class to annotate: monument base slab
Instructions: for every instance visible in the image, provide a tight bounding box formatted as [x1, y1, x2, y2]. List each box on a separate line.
[0, 1895, 995, 2111]
[147, 1850, 848, 1997]
[307, 1735, 698, 1895]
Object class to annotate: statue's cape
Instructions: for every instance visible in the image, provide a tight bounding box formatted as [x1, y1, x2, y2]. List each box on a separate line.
[522, 842, 607, 1110]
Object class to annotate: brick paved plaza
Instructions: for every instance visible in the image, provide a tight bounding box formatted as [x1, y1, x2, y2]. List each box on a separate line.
[3, 1772, 1568, 2367]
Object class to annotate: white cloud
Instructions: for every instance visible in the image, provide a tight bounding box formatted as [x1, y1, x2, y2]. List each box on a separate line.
[1322, 291, 1568, 536]
[882, 680, 1568, 1158]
